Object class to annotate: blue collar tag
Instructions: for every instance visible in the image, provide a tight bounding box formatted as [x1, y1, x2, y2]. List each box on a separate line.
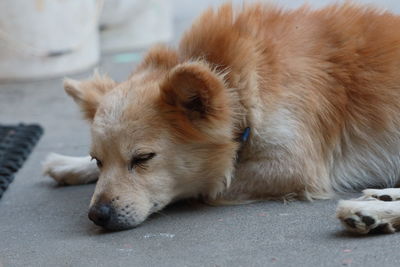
[240, 127, 251, 143]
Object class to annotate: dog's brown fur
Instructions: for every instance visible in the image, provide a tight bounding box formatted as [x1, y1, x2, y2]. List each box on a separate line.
[45, 3, 400, 230]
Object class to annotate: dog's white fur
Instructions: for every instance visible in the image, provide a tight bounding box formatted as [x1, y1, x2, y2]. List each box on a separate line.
[337, 189, 400, 234]
[43, 153, 98, 185]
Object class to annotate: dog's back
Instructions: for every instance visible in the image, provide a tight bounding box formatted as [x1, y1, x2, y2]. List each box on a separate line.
[178, 3, 400, 199]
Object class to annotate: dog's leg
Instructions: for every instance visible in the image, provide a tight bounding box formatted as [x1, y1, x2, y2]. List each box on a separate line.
[360, 188, 400, 201]
[336, 198, 400, 234]
[43, 153, 99, 185]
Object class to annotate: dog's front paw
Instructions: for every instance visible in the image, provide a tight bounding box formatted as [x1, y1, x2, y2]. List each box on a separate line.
[336, 200, 396, 234]
[42, 153, 98, 185]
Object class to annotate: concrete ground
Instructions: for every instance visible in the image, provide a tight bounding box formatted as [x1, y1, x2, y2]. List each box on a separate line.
[2, 1, 400, 266]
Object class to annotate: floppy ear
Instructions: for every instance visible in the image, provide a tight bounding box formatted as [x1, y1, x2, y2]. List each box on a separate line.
[64, 72, 117, 121]
[160, 62, 228, 122]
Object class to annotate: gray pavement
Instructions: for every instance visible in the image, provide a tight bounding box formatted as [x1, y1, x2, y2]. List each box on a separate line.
[2, 1, 400, 266]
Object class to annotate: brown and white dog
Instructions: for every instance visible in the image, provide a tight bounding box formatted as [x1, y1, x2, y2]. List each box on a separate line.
[44, 3, 400, 233]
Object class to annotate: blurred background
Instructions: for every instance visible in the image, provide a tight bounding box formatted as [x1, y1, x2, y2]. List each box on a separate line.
[0, 0, 399, 81]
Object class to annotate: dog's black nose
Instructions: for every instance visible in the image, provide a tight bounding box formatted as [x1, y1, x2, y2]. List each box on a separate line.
[88, 204, 112, 227]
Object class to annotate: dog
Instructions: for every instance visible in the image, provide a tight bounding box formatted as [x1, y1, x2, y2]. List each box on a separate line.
[44, 2, 400, 233]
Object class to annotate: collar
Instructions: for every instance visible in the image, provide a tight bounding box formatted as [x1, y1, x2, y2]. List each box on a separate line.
[238, 127, 251, 143]
[234, 127, 250, 164]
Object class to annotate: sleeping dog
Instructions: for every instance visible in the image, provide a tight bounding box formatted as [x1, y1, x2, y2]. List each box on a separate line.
[44, 2, 400, 233]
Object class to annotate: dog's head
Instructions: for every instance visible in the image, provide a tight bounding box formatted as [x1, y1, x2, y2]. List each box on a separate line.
[64, 47, 239, 230]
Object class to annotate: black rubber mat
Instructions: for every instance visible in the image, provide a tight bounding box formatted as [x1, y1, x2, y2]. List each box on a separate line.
[0, 124, 43, 199]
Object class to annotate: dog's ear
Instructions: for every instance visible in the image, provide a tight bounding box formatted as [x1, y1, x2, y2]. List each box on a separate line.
[159, 62, 232, 141]
[64, 71, 117, 121]
[160, 62, 227, 122]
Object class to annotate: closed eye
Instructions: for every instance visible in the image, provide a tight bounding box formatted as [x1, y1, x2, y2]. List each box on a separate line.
[130, 153, 156, 170]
